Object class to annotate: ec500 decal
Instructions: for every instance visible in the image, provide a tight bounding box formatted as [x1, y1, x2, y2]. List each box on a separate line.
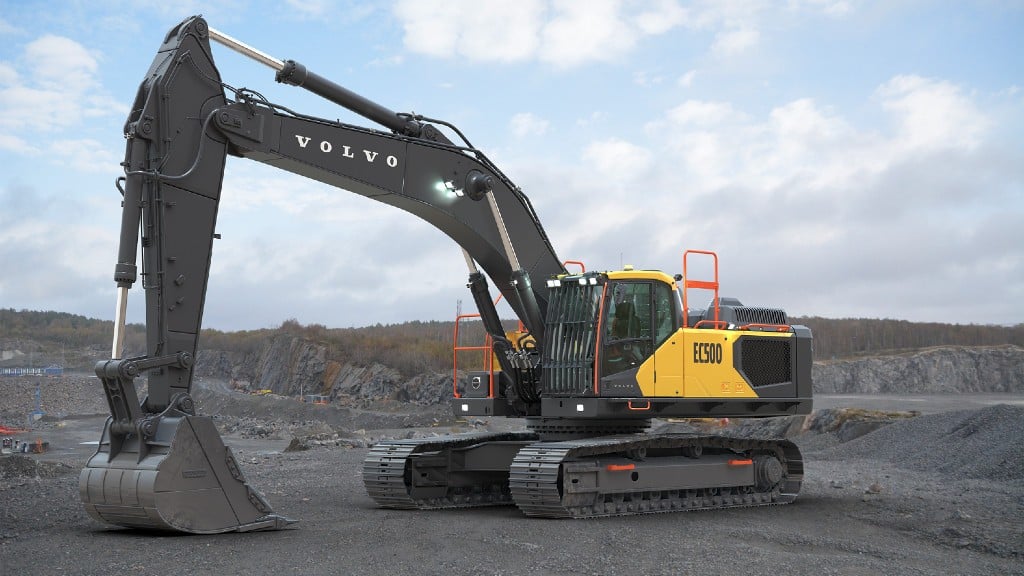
[693, 342, 723, 364]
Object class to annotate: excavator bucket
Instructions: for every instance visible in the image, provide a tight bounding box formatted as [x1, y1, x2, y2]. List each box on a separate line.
[80, 414, 294, 534]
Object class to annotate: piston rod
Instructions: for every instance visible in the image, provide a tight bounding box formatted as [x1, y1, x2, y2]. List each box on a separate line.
[208, 27, 284, 71]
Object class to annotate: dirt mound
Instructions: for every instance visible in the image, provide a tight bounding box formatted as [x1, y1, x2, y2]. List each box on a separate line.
[0, 375, 110, 422]
[652, 408, 918, 445]
[815, 404, 1024, 483]
[193, 382, 451, 431]
[0, 454, 74, 480]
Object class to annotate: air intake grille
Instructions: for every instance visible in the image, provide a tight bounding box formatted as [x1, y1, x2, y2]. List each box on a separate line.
[734, 307, 788, 326]
[541, 282, 602, 396]
[740, 337, 792, 387]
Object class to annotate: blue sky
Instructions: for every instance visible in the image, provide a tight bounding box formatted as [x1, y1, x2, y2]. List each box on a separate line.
[0, 1, 1021, 330]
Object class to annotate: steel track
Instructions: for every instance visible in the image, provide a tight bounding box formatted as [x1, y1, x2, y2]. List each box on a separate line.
[363, 432, 802, 518]
[509, 434, 803, 518]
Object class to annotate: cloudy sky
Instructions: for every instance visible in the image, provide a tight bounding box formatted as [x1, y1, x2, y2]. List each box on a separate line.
[1, 1, 1021, 330]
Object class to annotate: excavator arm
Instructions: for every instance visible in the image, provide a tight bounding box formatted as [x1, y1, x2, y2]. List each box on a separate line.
[83, 15, 563, 534]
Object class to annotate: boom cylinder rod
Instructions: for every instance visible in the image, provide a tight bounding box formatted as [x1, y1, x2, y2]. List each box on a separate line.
[208, 26, 421, 136]
[485, 191, 521, 272]
[484, 191, 546, 343]
[111, 287, 129, 359]
[208, 27, 284, 71]
[462, 249, 479, 275]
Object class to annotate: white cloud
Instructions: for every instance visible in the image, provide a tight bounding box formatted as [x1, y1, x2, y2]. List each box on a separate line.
[392, 0, 859, 65]
[25, 35, 98, 92]
[509, 112, 549, 138]
[393, 0, 544, 63]
[0, 18, 19, 35]
[0, 85, 62, 131]
[49, 139, 121, 174]
[0, 183, 114, 317]
[634, 71, 666, 86]
[392, 0, 687, 67]
[582, 138, 653, 183]
[678, 69, 697, 87]
[676, 0, 859, 57]
[285, 0, 332, 18]
[633, 0, 689, 34]
[0, 62, 17, 85]
[679, 0, 768, 56]
[769, 98, 847, 140]
[575, 110, 606, 128]
[0, 133, 38, 154]
[540, 0, 638, 67]
[665, 100, 744, 126]
[876, 75, 990, 152]
[509, 74, 1020, 323]
[788, 0, 856, 17]
[0, 34, 119, 133]
[711, 25, 760, 55]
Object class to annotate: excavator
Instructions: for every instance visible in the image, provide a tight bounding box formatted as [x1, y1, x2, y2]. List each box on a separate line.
[80, 16, 812, 533]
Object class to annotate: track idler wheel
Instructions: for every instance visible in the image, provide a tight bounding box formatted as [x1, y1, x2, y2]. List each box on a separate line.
[80, 414, 294, 534]
[753, 455, 785, 491]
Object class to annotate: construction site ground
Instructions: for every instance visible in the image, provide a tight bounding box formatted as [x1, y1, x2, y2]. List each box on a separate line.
[0, 376, 1021, 576]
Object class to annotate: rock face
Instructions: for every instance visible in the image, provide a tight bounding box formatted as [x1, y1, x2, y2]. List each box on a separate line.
[196, 334, 453, 406]
[194, 338, 1024, 406]
[251, 335, 327, 396]
[328, 363, 451, 406]
[813, 345, 1024, 394]
[194, 349, 256, 381]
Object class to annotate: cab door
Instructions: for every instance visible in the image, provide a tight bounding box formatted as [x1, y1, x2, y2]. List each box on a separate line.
[599, 281, 653, 395]
[649, 281, 684, 396]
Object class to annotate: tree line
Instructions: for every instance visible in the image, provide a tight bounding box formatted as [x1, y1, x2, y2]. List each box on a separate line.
[791, 316, 1024, 359]
[2, 308, 1021, 375]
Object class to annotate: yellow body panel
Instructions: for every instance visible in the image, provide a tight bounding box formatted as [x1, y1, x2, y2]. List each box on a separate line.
[635, 328, 792, 399]
[605, 269, 678, 286]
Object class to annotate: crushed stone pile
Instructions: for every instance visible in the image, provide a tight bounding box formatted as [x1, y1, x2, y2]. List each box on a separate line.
[0, 454, 74, 481]
[0, 375, 113, 422]
[814, 404, 1024, 484]
[652, 408, 918, 445]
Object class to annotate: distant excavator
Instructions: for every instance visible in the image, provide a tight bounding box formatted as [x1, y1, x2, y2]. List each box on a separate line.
[80, 16, 812, 533]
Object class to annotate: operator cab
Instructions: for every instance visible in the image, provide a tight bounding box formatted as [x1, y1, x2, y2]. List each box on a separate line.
[540, 269, 681, 397]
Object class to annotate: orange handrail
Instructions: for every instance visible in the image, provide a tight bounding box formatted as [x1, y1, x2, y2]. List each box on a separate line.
[452, 313, 494, 399]
[563, 260, 586, 274]
[682, 250, 719, 328]
[738, 323, 792, 333]
[592, 282, 608, 395]
[693, 319, 728, 330]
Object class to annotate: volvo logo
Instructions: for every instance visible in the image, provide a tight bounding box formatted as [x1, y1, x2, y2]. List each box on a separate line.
[293, 135, 399, 167]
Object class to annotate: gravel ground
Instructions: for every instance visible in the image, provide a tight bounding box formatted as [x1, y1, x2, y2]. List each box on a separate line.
[0, 380, 1022, 576]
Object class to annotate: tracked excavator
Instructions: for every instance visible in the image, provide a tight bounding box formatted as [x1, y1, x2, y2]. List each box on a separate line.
[80, 16, 812, 533]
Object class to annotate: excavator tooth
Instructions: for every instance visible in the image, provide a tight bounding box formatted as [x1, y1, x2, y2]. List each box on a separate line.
[80, 414, 294, 534]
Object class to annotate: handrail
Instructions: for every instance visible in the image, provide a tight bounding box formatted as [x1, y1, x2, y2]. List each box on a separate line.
[452, 313, 494, 399]
[693, 319, 728, 330]
[738, 323, 792, 333]
[682, 250, 719, 328]
[563, 260, 586, 274]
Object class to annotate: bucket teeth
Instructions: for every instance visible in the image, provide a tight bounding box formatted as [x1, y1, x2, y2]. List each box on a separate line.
[80, 414, 295, 534]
